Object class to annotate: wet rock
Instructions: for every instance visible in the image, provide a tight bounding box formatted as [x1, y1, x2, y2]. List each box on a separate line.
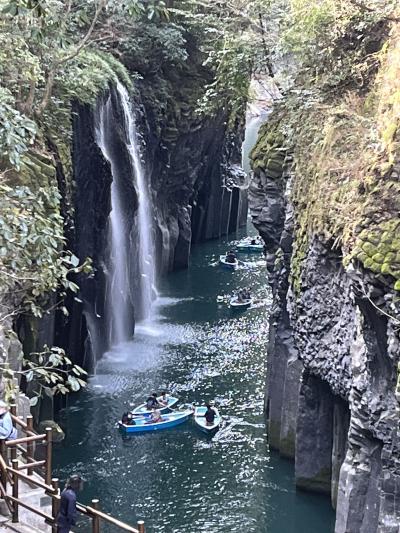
[37, 420, 65, 443]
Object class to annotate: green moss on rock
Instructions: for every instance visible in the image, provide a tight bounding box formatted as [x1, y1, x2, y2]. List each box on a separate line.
[250, 113, 287, 179]
[372, 253, 385, 264]
[353, 217, 400, 290]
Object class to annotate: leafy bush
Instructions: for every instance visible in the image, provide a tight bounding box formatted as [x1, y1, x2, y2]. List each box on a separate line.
[0, 89, 36, 169]
[0, 177, 91, 321]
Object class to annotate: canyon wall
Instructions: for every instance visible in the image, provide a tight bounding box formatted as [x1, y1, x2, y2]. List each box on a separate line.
[249, 25, 400, 530]
[55, 57, 247, 364]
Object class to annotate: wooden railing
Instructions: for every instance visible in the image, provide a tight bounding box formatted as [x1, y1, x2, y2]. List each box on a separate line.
[0, 404, 145, 533]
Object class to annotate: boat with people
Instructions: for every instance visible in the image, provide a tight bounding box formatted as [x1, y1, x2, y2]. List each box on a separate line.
[219, 253, 238, 270]
[131, 394, 179, 415]
[230, 296, 253, 310]
[119, 408, 193, 433]
[194, 405, 221, 433]
[236, 237, 264, 253]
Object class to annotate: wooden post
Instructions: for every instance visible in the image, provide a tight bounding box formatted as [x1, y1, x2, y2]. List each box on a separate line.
[10, 404, 16, 418]
[10, 446, 17, 464]
[26, 416, 34, 476]
[91, 499, 100, 533]
[11, 459, 18, 523]
[0, 440, 7, 490]
[51, 478, 59, 533]
[45, 428, 52, 486]
[0, 439, 7, 462]
[137, 520, 145, 533]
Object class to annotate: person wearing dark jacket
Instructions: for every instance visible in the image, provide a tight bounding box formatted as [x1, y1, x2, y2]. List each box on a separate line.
[205, 404, 216, 425]
[57, 474, 83, 533]
[146, 393, 160, 410]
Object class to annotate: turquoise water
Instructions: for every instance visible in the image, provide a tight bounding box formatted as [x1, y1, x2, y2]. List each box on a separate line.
[54, 227, 335, 533]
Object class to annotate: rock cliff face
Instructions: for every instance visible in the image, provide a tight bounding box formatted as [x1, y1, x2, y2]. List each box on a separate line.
[250, 116, 400, 531]
[250, 132, 400, 533]
[56, 66, 247, 363]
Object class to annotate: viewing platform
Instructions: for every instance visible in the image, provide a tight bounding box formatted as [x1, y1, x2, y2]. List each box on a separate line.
[0, 405, 145, 533]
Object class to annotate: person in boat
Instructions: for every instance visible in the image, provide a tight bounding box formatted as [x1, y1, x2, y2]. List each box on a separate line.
[250, 238, 256, 245]
[0, 401, 17, 441]
[121, 412, 135, 425]
[147, 409, 163, 424]
[56, 473, 83, 533]
[237, 290, 244, 303]
[204, 404, 217, 426]
[159, 391, 169, 406]
[225, 250, 237, 264]
[146, 393, 160, 410]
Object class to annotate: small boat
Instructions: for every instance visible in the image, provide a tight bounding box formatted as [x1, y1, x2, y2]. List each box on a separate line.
[219, 255, 238, 269]
[119, 409, 193, 434]
[131, 395, 179, 416]
[194, 406, 221, 433]
[236, 242, 264, 253]
[230, 297, 253, 310]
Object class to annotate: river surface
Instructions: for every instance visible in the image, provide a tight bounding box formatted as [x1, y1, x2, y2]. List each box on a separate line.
[54, 227, 335, 533]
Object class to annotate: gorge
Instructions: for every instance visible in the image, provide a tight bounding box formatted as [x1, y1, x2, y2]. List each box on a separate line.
[0, 1, 399, 532]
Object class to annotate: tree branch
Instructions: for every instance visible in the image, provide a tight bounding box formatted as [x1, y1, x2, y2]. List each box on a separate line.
[348, 0, 400, 22]
[35, 0, 108, 117]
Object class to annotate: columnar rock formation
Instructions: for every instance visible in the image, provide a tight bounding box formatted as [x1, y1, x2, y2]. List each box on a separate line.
[249, 107, 400, 531]
[56, 69, 247, 363]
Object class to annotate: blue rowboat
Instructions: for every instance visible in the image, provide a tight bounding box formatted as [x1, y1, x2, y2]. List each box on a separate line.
[194, 406, 221, 433]
[219, 255, 238, 270]
[131, 395, 179, 416]
[119, 409, 193, 433]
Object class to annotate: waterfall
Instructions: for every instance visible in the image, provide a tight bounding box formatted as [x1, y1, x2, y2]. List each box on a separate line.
[94, 85, 156, 348]
[95, 97, 133, 346]
[116, 83, 156, 319]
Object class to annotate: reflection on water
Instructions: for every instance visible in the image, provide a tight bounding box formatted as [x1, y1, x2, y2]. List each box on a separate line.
[54, 228, 335, 533]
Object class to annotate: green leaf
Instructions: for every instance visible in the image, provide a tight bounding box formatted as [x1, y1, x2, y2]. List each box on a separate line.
[29, 396, 39, 407]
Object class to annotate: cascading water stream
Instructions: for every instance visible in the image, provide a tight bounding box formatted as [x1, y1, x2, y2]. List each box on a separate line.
[116, 83, 157, 320]
[95, 97, 132, 346]
[94, 85, 157, 349]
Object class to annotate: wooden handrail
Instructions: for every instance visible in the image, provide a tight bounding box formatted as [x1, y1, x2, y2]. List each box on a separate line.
[6, 494, 54, 522]
[16, 460, 46, 471]
[10, 413, 27, 428]
[3, 409, 145, 532]
[5, 434, 46, 446]
[85, 505, 141, 533]
[10, 413, 36, 437]
[7, 467, 56, 493]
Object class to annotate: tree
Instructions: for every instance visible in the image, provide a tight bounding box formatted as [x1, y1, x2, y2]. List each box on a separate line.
[1, 345, 88, 405]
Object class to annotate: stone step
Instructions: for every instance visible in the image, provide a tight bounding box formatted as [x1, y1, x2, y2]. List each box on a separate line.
[0, 521, 44, 532]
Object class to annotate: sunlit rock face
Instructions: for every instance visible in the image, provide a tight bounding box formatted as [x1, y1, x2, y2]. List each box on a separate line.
[249, 119, 400, 532]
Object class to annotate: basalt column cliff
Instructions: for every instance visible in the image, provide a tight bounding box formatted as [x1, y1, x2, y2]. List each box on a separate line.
[249, 13, 400, 533]
[58, 32, 247, 365]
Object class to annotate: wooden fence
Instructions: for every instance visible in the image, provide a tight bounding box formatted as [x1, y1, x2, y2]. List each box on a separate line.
[0, 404, 145, 532]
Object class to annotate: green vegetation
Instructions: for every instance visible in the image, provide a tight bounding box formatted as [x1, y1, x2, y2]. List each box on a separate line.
[251, 0, 400, 294]
[1, 345, 88, 405]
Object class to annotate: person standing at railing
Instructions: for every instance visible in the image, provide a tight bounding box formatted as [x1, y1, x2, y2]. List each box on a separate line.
[0, 401, 17, 440]
[57, 473, 84, 533]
